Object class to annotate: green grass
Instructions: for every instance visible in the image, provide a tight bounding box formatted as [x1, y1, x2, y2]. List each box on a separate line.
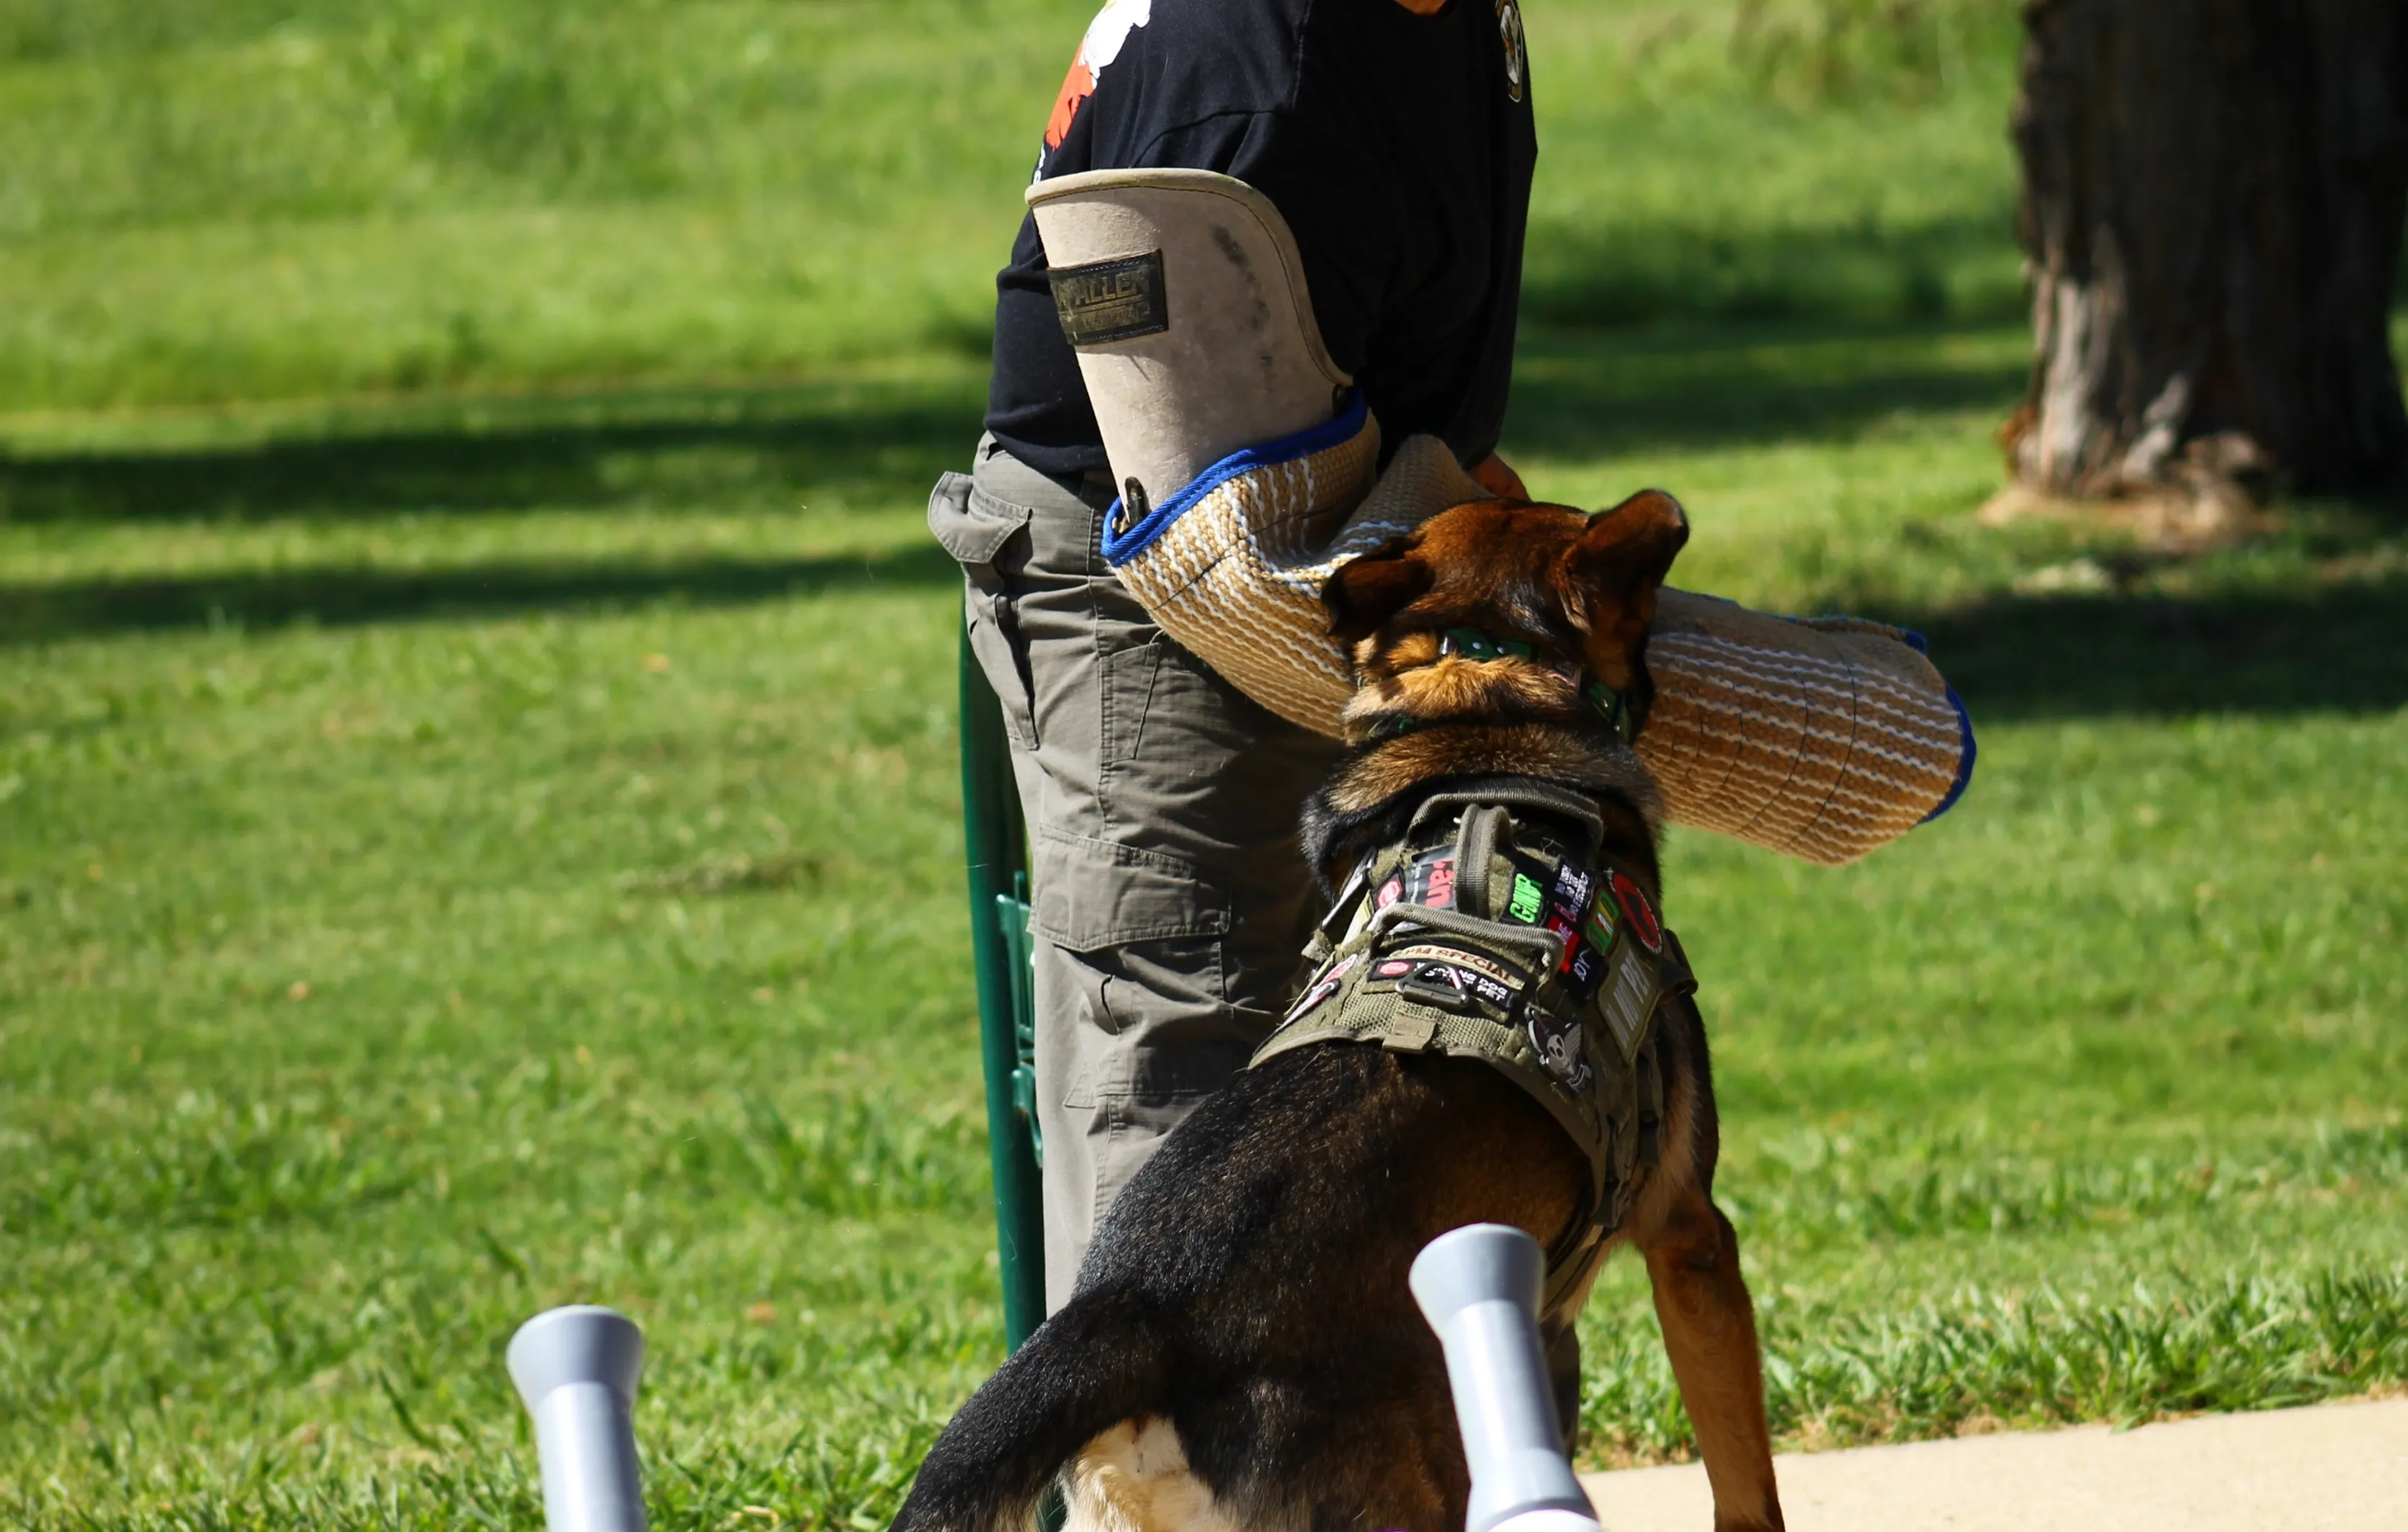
[6, 321, 2404, 1528]
[0, 0, 2029, 413]
[5, 0, 2408, 1526]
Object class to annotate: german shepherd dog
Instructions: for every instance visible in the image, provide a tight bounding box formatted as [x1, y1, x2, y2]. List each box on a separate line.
[892, 491, 1784, 1532]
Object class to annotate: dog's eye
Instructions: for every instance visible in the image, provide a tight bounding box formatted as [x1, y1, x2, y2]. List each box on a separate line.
[1441, 627, 1536, 662]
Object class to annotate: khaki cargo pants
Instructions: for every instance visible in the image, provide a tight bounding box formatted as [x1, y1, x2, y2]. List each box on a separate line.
[931, 436, 1340, 1312]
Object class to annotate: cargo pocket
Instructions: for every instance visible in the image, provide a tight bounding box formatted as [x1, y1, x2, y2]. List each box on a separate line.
[1031, 826, 1232, 954]
[928, 471, 1039, 748]
[1097, 633, 1168, 771]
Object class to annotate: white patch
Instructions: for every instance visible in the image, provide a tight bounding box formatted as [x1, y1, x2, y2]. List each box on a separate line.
[1080, 0, 1152, 74]
[1065, 1417, 1241, 1532]
[1039, 0, 1155, 173]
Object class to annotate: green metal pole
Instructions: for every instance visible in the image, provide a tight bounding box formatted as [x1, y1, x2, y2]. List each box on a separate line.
[959, 627, 1047, 1350]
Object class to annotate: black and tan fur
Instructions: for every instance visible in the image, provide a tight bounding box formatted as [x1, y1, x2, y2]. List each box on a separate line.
[891, 490, 1785, 1532]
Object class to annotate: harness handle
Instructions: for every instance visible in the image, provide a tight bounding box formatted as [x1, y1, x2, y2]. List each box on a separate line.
[1408, 779, 1610, 864]
[1454, 805, 1504, 920]
[1366, 902, 1568, 972]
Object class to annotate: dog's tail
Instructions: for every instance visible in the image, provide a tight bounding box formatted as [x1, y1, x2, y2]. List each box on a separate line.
[890, 1286, 1171, 1532]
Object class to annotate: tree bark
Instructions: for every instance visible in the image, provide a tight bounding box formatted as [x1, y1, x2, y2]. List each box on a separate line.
[2002, 0, 2408, 506]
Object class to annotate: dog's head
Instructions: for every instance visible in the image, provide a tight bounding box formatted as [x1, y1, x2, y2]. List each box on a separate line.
[1320, 488, 1689, 741]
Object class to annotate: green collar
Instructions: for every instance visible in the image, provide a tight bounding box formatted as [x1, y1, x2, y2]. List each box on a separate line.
[1351, 627, 1630, 745]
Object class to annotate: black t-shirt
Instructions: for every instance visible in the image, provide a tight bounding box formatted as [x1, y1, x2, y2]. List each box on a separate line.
[985, 0, 1537, 479]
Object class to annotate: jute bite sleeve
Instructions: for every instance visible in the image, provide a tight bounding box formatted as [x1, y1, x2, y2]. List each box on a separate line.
[1027, 169, 1974, 866]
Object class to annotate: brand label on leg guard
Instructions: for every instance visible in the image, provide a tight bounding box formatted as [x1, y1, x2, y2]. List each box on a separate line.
[1049, 251, 1170, 345]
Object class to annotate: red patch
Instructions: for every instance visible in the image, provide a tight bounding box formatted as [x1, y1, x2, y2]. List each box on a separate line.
[1611, 870, 1664, 953]
[1424, 859, 1455, 908]
[1541, 909, 1579, 972]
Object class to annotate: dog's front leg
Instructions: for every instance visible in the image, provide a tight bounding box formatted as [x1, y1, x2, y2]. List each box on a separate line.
[1637, 1193, 1783, 1532]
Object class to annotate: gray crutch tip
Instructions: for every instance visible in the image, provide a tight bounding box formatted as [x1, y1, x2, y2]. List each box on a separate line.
[508, 1306, 650, 1532]
[1410, 1222, 1547, 1324]
[1413, 1224, 1602, 1532]
[508, 1305, 647, 1405]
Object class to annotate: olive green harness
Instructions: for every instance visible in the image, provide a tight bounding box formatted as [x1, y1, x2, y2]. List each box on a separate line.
[1251, 779, 1694, 1293]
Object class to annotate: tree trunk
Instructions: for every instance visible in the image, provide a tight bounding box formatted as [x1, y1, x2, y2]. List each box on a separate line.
[2002, 0, 2408, 509]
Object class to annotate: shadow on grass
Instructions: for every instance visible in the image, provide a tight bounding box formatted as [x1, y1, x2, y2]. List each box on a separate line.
[1504, 318, 2029, 460]
[0, 321, 2038, 527]
[12, 311, 2404, 719]
[0, 544, 960, 647]
[1895, 574, 2408, 720]
[1519, 212, 2026, 333]
[0, 375, 986, 524]
[25, 539, 2399, 725]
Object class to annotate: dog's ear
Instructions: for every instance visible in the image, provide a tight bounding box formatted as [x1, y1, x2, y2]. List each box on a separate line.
[1321, 540, 1435, 643]
[1564, 489, 1688, 649]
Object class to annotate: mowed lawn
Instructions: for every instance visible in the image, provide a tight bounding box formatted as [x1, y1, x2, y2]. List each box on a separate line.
[5, 1, 2408, 1528]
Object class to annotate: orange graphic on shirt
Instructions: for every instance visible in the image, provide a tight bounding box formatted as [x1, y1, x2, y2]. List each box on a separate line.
[1046, 51, 1099, 150]
[1042, 0, 1151, 153]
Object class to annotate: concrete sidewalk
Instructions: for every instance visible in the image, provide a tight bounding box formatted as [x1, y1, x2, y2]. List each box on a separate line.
[1580, 1397, 2408, 1531]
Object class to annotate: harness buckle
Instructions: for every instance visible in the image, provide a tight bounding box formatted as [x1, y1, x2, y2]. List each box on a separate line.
[1396, 967, 1478, 1013]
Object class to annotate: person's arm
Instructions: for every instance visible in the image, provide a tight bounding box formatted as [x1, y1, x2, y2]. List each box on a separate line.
[1137, 109, 1397, 398]
[1470, 454, 1527, 500]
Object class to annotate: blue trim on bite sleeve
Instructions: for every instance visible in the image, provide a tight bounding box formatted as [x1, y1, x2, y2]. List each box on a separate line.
[1920, 684, 1977, 823]
[1100, 390, 1370, 566]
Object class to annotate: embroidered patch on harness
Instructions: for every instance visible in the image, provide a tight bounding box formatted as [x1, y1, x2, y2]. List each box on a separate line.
[1583, 898, 1619, 953]
[1610, 870, 1665, 954]
[1284, 952, 1358, 1022]
[1404, 854, 1456, 910]
[1532, 903, 1601, 995]
[1527, 1008, 1592, 1091]
[1602, 952, 1660, 1062]
[1386, 943, 1523, 992]
[1567, 935, 1610, 998]
[1548, 861, 1595, 920]
[1541, 908, 1577, 963]
[1506, 872, 1545, 924]
[1401, 961, 1515, 1009]
[1567, 941, 1610, 1000]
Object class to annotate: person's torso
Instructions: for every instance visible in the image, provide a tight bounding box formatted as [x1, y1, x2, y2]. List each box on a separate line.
[985, 0, 1536, 479]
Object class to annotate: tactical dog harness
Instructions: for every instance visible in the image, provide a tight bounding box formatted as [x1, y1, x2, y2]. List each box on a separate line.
[1252, 773, 1696, 1297]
